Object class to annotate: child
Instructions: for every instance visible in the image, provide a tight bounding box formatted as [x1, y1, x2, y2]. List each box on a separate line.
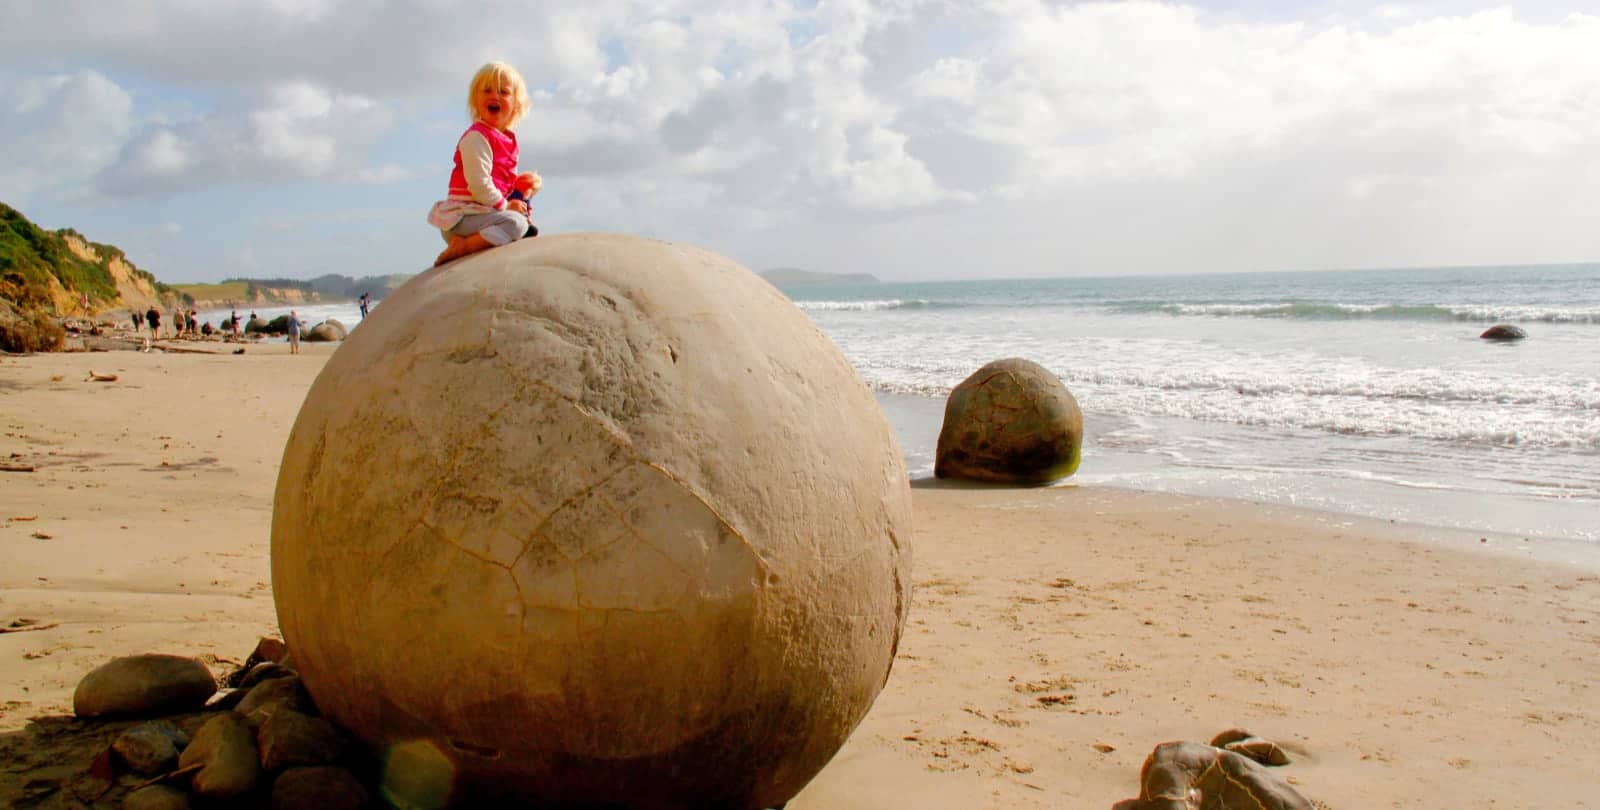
[427, 61, 543, 267]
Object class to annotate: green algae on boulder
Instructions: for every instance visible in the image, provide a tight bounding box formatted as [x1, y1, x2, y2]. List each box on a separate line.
[935, 357, 1083, 484]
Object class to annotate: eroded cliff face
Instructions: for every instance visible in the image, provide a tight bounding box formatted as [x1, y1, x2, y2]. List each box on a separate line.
[32, 269, 78, 315]
[182, 287, 321, 311]
[61, 234, 166, 314]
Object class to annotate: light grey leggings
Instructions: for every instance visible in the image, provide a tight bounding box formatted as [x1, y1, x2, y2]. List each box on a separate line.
[443, 210, 529, 246]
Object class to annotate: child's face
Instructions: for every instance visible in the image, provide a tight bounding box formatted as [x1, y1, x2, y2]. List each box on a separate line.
[476, 79, 518, 129]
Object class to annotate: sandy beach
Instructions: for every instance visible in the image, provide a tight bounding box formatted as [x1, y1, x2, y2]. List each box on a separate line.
[2, 347, 1596, 808]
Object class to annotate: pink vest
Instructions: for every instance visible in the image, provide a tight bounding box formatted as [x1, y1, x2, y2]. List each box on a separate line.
[446, 121, 518, 205]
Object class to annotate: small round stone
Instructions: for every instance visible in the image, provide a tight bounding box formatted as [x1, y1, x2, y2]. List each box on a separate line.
[73, 654, 216, 719]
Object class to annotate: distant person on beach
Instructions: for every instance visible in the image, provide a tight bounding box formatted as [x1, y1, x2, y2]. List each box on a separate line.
[229, 309, 240, 338]
[173, 308, 185, 338]
[131, 311, 142, 330]
[145, 306, 160, 340]
[201, 322, 213, 336]
[286, 310, 302, 355]
[427, 61, 541, 267]
[359, 292, 370, 319]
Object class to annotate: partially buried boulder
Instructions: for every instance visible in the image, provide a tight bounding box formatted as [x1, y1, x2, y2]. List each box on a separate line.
[935, 357, 1083, 485]
[1130, 737, 1311, 810]
[73, 654, 217, 719]
[305, 319, 346, 341]
[1480, 323, 1527, 341]
[271, 232, 911, 809]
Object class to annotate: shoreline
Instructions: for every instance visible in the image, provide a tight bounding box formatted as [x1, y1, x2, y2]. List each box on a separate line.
[876, 390, 1600, 551]
[908, 475, 1600, 573]
[2, 349, 1596, 807]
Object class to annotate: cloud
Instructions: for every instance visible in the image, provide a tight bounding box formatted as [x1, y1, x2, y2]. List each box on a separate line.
[95, 80, 395, 194]
[356, 164, 413, 185]
[3, 1, 1599, 280]
[0, 70, 132, 205]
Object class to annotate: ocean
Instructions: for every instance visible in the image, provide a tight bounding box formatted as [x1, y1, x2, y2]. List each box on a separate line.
[781, 264, 1600, 559]
[204, 263, 1598, 559]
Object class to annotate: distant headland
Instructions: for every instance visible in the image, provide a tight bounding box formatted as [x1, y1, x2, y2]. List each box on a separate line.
[169, 274, 410, 311]
[759, 267, 880, 286]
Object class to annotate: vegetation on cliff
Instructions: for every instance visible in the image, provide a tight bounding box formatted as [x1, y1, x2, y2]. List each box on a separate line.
[3, 202, 177, 351]
[1, 202, 173, 310]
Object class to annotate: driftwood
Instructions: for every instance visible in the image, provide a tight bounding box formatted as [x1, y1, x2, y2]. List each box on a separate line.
[86, 370, 118, 382]
[0, 463, 35, 472]
[1, 621, 59, 634]
[154, 344, 225, 355]
[130, 762, 204, 791]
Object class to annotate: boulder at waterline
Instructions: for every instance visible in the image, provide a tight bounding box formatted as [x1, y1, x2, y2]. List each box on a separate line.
[271, 232, 911, 809]
[1480, 323, 1527, 341]
[935, 357, 1083, 485]
[305, 320, 346, 341]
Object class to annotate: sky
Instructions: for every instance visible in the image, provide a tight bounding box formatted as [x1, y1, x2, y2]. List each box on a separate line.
[2, 0, 1598, 283]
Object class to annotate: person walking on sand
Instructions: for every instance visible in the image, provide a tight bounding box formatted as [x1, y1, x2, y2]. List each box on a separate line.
[359, 292, 370, 319]
[145, 306, 161, 341]
[286, 310, 303, 354]
[427, 61, 542, 267]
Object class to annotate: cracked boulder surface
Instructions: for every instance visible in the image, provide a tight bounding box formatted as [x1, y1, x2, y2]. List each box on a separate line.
[1130, 738, 1312, 810]
[270, 232, 912, 809]
[934, 357, 1082, 485]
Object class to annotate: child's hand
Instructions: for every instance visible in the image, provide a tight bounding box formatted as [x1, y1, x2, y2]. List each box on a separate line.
[516, 171, 542, 197]
[507, 199, 529, 215]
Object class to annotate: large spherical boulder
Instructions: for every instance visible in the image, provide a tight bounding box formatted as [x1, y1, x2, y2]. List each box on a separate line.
[935, 357, 1082, 484]
[271, 233, 911, 809]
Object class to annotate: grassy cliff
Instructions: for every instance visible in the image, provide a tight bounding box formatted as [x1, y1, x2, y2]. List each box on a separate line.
[1, 201, 413, 351]
[1, 202, 171, 310]
[2, 202, 185, 351]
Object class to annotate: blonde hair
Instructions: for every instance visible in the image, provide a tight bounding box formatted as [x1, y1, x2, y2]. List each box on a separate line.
[467, 61, 529, 128]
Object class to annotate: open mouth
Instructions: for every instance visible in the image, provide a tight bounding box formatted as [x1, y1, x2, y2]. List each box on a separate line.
[487, 103, 502, 114]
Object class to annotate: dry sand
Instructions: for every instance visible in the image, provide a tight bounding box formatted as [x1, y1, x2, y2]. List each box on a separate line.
[2, 347, 1597, 808]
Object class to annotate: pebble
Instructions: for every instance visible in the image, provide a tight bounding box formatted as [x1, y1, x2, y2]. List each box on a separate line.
[257, 708, 346, 771]
[273, 765, 368, 810]
[122, 784, 192, 810]
[236, 675, 314, 726]
[179, 712, 261, 799]
[111, 720, 187, 775]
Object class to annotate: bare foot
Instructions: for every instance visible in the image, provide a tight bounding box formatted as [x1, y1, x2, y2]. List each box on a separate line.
[434, 233, 492, 267]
